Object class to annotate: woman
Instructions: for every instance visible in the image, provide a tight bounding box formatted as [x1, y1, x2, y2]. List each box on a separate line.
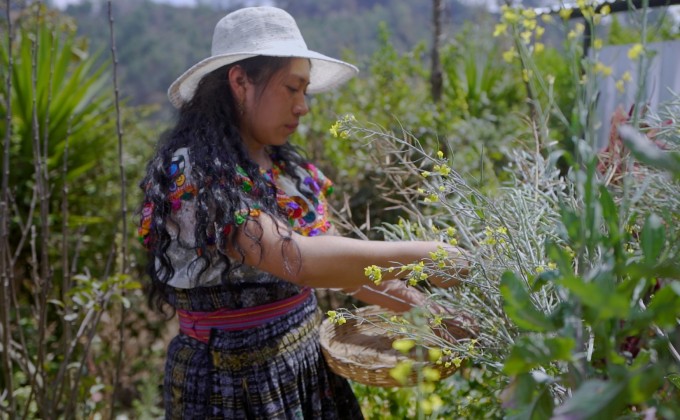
[139, 6, 466, 419]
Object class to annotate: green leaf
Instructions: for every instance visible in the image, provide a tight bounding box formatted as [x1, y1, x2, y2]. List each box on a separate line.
[500, 272, 557, 332]
[645, 281, 680, 327]
[667, 373, 680, 390]
[552, 379, 629, 420]
[619, 125, 680, 176]
[558, 205, 581, 245]
[504, 335, 574, 375]
[545, 239, 573, 275]
[640, 214, 665, 265]
[506, 386, 553, 420]
[559, 275, 630, 321]
[628, 362, 663, 404]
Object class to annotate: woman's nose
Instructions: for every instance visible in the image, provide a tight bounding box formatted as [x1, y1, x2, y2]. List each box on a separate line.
[294, 97, 309, 116]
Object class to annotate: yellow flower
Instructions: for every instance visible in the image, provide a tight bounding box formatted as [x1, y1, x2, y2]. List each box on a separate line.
[534, 43, 545, 54]
[541, 14, 553, 23]
[520, 31, 532, 44]
[522, 9, 537, 19]
[535, 26, 545, 38]
[593, 39, 603, 50]
[502, 7, 520, 24]
[420, 398, 434, 415]
[446, 226, 457, 237]
[522, 18, 537, 31]
[559, 8, 573, 20]
[522, 69, 533, 82]
[434, 164, 451, 176]
[452, 357, 463, 367]
[437, 150, 444, 159]
[615, 80, 624, 92]
[594, 62, 612, 76]
[536, 266, 545, 274]
[419, 382, 435, 394]
[422, 366, 441, 382]
[329, 122, 340, 138]
[326, 310, 337, 318]
[428, 347, 443, 362]
[421, 171, 431, 178]
[429, 247, 448, 261]
[502, 48, 516, 63]
[393, 338, 416, 354]
[389, 360, 413, 386]
[493, 23, 507, 37]
[337, 316, 347, 325]
[575, 23, 585, 34]
[567, 30, 577, 40]
[600, 4, 611, 15]
[429, 395, 443, 412]
[547, 262, 557, 270]
[582, 7, 594, 20]
[622, 71, 632, 81]
[628, 43, 644, 60]
[364, 265, 383, 285]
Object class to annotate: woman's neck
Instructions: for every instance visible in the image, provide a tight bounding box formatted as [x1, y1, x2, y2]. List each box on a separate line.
[245, 144, 273, 170]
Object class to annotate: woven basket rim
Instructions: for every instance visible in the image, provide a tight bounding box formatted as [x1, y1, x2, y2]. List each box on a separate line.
[319, 305, 460, 387]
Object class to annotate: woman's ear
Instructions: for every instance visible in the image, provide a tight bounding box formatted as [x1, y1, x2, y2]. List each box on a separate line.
[228, 65, 247, 103]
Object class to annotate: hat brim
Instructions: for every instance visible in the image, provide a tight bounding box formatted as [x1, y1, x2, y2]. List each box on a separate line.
[168, 47, 359, 108]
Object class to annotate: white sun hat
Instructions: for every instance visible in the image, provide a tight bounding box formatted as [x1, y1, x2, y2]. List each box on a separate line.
[167, 6, 359, 108]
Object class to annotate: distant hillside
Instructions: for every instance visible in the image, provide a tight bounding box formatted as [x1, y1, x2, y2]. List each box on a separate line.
[62, 0, 485, 111]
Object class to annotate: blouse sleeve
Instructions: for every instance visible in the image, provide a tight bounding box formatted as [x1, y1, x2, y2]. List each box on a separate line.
[138, 147, 198, 250]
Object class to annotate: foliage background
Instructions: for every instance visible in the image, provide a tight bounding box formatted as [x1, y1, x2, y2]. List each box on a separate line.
[1, 0, 679, 417]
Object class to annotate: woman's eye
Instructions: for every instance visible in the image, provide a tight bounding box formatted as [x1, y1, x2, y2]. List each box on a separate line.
[287, 86, 299, 93]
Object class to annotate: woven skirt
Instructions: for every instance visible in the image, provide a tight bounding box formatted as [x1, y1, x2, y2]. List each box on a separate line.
[163, 287, 363, 419]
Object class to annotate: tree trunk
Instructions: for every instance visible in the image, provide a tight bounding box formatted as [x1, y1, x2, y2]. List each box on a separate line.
[430, 0, 444, 103]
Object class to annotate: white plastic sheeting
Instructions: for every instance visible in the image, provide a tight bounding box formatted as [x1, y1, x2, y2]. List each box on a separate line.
[595, 39, 680, 147]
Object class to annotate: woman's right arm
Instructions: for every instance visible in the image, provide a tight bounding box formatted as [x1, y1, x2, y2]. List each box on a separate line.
[226, 212, 458, 290]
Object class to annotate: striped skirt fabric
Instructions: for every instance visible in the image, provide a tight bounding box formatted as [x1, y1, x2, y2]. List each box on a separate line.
[163, 287, 363, 419]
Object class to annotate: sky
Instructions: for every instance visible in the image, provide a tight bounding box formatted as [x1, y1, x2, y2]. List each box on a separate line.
[50, 0, 274, 9]
[51, 0, 191, 8]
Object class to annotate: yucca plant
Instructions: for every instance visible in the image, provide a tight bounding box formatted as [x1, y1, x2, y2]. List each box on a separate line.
[0, 5, 142, 418]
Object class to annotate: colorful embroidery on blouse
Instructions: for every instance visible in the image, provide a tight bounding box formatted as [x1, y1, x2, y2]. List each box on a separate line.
[138, 153, 198, 248]
[265, 161, 333, 237]
[235, 165, 255, 193]
[222, 206, 262, 237]
[167, 154, 198, 210]
[138, 201, 154, 247]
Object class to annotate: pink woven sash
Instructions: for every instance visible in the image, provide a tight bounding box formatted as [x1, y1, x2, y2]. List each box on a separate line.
[177, 287, 312, 343]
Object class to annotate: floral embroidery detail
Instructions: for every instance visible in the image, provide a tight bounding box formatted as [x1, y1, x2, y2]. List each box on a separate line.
[138, 201, 154, 247]
[138, 153, 198, 249]
[235, 165, 255, 193]
[167, 154, 197, 210]
[227, 160, 334, 237]
[268, 161, 333, 236]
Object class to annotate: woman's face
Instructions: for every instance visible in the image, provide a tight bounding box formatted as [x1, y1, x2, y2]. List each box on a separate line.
[237, 58, 310, 159]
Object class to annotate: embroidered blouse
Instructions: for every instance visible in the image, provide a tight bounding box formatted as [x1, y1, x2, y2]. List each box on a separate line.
[138, 147, 335, 308]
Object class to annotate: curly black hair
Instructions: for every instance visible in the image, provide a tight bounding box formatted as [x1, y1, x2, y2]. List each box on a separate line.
[140, 56, 314, 311]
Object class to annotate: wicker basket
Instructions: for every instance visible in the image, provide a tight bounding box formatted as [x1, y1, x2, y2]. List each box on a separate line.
[319, 306, 463, 387]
